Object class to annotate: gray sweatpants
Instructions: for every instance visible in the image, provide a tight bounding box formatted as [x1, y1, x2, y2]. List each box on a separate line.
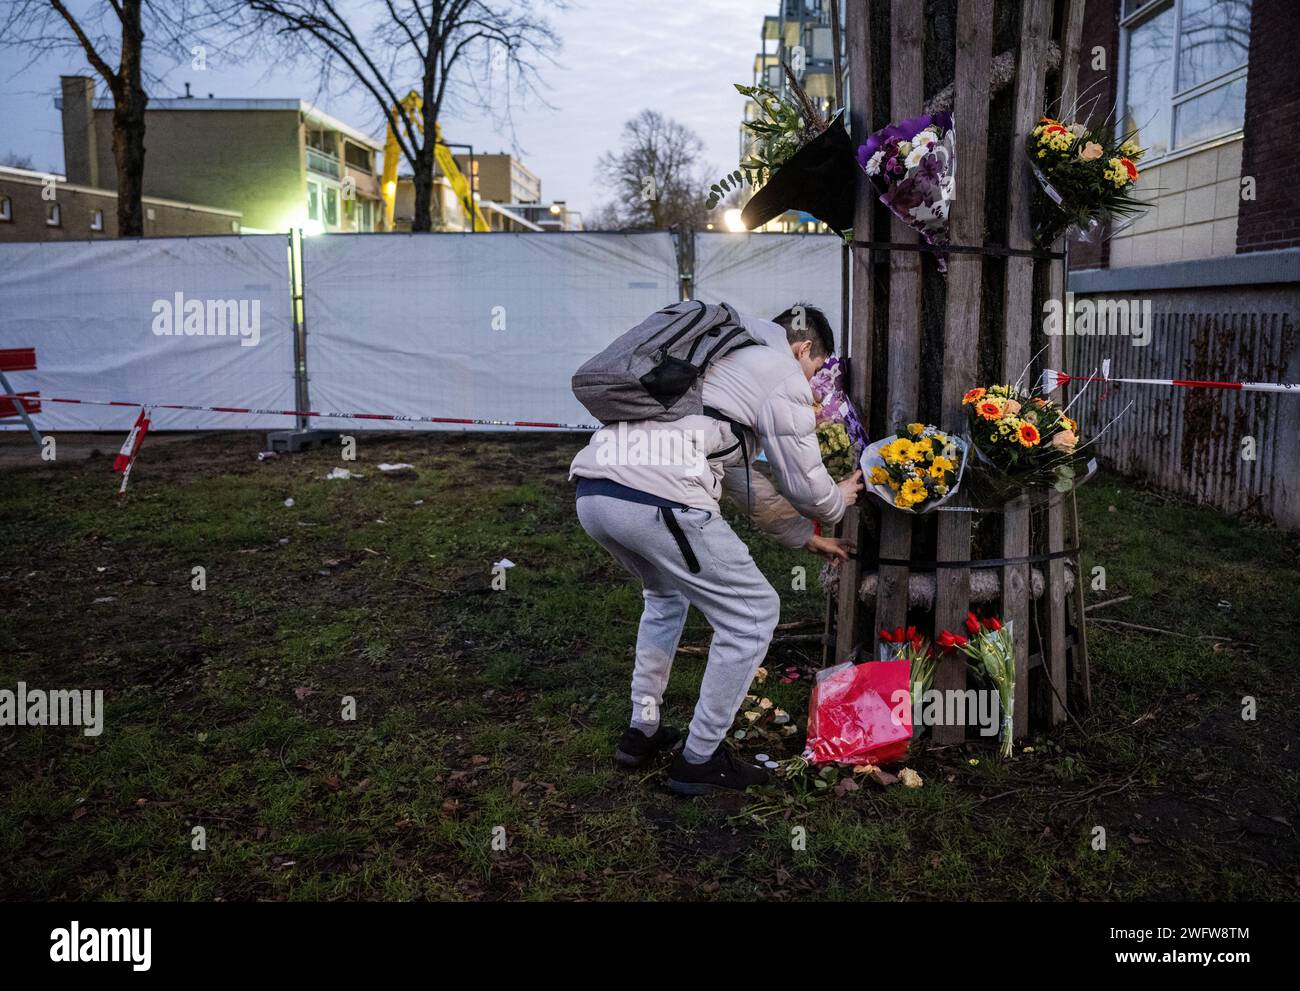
[576, 494, 781, 760]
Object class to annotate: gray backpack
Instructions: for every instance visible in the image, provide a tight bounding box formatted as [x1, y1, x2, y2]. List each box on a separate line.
[572, 300, 762, 424]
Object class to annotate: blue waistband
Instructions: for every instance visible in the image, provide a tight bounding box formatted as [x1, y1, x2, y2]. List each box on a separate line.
[575, 477, 688, 511]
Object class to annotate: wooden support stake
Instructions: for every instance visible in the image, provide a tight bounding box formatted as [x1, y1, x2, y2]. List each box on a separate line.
[1041, 0, 1087, 725]
[834, 0, 875, 664]
[932, 0, 994, 745]
[1001, 0, 1053, 738]
[872, 0, 925, 652]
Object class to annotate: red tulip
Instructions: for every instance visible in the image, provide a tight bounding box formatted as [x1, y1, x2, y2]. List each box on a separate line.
[964, 611, 981, 635]
[985, 616, 1003, 632]
[937, 630, 968, 651]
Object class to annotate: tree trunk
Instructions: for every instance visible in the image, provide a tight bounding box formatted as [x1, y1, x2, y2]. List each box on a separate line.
[113, 0, 147, 237]
[411, 145, 434, 232]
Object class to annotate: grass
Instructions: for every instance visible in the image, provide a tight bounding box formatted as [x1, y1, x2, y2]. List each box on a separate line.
[0, 430, 1297, 901]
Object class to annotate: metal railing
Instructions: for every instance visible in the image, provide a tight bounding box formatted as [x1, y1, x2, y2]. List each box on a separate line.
[306, 147, 341, 178]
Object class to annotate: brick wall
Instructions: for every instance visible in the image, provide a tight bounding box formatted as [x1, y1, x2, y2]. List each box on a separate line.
[1236, 0, 1300, 252]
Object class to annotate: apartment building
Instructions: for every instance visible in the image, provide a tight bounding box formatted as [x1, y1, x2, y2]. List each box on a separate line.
[743, 0, 845, 233]
[1068, 0, 1298, 282]
[56, 75, 383, 235]
[0, 165, 240, 241]
[1071, 0, 1292, 269]
[453, 153, 542, 205]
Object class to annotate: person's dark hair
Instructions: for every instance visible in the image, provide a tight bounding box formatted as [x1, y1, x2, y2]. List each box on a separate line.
[772, 303, 834, 359]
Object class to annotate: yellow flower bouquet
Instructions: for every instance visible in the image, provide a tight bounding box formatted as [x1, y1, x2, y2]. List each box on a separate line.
[860, 423, 968, 514]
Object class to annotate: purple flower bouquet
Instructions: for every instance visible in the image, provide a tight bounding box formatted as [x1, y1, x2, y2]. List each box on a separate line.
[811, 356, 867, 452]
[857, 112, 956, 271]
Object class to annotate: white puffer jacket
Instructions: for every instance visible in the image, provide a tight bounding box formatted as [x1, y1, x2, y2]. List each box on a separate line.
[569, 313, 846, 548]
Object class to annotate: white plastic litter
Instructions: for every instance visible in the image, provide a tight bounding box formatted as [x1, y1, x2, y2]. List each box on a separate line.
[494, 558, 516, 569]
[378, 463, 415, 471]
[283, 498, 295, 508]
[755, 753, 770, 762]
[325, 467, 362, 480]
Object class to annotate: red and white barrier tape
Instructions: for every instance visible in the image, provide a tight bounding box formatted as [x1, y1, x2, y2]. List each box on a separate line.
[1042, 360, 1300, 396]
[1, 392, 599, 494]
[0, 393, 600, 431]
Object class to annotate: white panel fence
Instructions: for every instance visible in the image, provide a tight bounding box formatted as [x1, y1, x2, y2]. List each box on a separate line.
[0, 236, 294, 430]
[0, 231, 842, 433]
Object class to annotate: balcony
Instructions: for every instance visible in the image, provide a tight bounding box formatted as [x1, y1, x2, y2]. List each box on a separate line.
[306, 146, 341, 178]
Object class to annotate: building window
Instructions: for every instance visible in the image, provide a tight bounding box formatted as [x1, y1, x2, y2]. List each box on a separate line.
[46, 203, 60, 227]
[0, 195, 10, 221]
[354, 199, 373, 232]
[90, 209, 104, 231]
[343, 141, 372, 173]
[1122, 0, 1252, 159]
[307, 181, 320, 222]
[324, 187, 339, 227]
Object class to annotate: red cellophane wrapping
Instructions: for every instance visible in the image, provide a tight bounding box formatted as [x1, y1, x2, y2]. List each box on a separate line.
[806, 660, 912, 765]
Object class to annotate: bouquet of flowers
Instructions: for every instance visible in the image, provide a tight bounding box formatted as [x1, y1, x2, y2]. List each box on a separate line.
[857, 112, 956, 270]
[939, 614, 1015, 758]
[1026, 115, 1148, 245]
[817, 422, 857, 481]
[811, 356, 867, 447]
[879, 626, 938, 702]
[963, 384, 1092, 498]
[861, 423, 967, 512]
[721, 68, 859, 237]
[812, 355, 867, 481]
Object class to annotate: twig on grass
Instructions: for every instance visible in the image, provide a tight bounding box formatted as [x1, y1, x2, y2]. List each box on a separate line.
[1084, 595, 1132, 612]
[1088, 618, 1249, 644]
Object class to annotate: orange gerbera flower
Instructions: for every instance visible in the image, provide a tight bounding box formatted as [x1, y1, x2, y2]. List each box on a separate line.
[1120, 157, 1139, 181]
[1017, 423, 1041, 447]
[962, 387, 986, 405]
[977, 400, 1004, 421]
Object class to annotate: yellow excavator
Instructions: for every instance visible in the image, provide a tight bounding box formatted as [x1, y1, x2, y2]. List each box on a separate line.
[380, 90, 489, 232]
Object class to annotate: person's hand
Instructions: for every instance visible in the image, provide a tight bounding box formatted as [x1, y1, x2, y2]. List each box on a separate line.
[837, 469, 865, 507]
[805, 534, 854, 562]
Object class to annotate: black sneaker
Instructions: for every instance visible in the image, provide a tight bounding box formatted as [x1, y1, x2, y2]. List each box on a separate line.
[667, 744, 771, 795]
[614, 725, 683, 768]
